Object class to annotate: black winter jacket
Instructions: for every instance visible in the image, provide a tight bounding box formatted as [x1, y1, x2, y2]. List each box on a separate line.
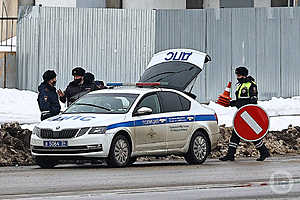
[60, 80, 98, 106]
[37, 82, 61, 116]
[230, 76, 258, 109]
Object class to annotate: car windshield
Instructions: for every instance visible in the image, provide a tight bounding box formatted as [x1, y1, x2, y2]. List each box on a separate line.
[64, 93, 139, 114]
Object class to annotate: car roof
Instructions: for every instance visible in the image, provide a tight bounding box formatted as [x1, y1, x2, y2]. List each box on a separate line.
[89, 87, 160, 95]
[88, 87, 187, 96]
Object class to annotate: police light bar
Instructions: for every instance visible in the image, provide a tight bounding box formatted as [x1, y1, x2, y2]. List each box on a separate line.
[106, 82, 168, 87]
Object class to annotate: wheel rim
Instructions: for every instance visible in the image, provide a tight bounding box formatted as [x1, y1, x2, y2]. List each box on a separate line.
[193, 136, 207, 161]
[114, 139, 129, 164]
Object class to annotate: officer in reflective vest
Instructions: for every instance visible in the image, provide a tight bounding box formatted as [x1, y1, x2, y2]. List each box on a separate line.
[219, 66, 270, 161]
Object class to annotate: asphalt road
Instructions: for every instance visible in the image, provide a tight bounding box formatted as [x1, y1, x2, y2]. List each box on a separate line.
[1, 156, 300, 200]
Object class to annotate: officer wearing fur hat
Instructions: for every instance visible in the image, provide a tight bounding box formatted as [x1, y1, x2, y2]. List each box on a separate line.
[219, 66, 270, 162]
[38, 70, 61, 120]
[58, 67, 86, 106]
[70, 72, 99, 101]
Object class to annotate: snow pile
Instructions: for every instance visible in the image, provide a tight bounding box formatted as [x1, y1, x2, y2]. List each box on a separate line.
[208, 96, 300, 131]
[0, 88, 40, 124]
[210, 126, 300, 159]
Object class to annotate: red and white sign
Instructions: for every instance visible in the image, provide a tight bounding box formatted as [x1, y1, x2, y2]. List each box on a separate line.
[233, 105, 269, 142]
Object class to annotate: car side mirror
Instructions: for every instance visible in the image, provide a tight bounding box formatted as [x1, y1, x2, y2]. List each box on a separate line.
[135, 107, 153, 116]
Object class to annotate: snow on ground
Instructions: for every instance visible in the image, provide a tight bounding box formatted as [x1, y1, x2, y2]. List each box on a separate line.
[208, 96, 300, 131]
[0, 88, 299, 131]
[0, 88, 40, 125]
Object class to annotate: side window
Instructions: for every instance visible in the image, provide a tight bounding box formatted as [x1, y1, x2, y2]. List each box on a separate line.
[178, 95, 191, 111]
[158, 92, 183, 113]
[136, 94, 161, 114]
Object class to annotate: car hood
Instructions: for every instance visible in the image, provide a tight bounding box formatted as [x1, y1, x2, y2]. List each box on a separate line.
[139, 49, 211, 91]
[36, 113, 126, 130]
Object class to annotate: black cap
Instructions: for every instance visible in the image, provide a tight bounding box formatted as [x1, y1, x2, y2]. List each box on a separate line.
[235, 66, 248, 77]
[72, 67, 85, 77]
[83, 72, 95, 84]
[42, 70, 56, 82]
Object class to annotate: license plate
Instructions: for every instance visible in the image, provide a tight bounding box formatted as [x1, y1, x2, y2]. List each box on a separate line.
[44, 141, 68, 147]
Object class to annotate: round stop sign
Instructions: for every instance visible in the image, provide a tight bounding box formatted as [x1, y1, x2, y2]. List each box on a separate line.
[233, 105, 269, 142]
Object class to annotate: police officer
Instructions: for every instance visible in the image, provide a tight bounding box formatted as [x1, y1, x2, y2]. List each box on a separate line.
[58, 67, 85, 106]
[38, 70, 61, 120]
[70, 72, 99, 100]
[219, 66, 270, 162]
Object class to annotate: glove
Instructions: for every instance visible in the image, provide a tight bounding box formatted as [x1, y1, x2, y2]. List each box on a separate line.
[229, 100, 236, 107]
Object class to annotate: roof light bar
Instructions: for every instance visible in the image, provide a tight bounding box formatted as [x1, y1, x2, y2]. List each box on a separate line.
[106, 82, 168, 87]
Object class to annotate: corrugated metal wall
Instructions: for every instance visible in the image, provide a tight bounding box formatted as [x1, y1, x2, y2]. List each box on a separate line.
[17, 7, 300, 102]
[155, 7, 300, 102]
[155, 10, 207, 102]
[17, 7, 156, 91]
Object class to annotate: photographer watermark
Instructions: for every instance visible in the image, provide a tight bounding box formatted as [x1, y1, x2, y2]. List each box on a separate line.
[269, 171, 294, 194]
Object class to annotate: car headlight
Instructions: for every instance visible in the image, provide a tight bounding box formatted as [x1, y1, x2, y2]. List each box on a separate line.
[33, 126, 41, 138]
[88, 126, 106, 134]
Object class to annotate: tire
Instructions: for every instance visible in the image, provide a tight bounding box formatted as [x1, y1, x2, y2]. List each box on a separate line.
[34, 157, 58, 169]
[184, 131, 210, 165]
[107, 135, 131, 167]
[128, 157, 137, 166]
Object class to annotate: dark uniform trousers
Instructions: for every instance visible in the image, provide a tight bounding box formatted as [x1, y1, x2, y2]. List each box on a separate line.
[229, 130, 265, 153]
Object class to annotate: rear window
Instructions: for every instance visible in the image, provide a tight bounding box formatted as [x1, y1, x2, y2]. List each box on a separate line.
[179, 95, 191, 111]
[158, 92, 183, 113]
[139, 61, 201, 91]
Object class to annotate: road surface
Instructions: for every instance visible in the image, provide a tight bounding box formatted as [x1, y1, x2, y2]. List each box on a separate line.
[1, 156, 300, 200]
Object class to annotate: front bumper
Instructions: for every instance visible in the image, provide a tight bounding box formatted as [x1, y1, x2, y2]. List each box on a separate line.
[30, 133, 114, 158]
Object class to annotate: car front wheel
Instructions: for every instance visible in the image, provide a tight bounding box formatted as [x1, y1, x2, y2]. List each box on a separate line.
[184, 131, 210, 165]
[34, 157, 58, 169]
[107, 135, 131, 167]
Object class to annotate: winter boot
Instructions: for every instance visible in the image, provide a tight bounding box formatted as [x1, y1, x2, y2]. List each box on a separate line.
[219, 146, 236, 161]
[256, 144, 270, 161]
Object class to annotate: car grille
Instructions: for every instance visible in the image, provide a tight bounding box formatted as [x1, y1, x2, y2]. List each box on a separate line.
[40, 129, 80, 139]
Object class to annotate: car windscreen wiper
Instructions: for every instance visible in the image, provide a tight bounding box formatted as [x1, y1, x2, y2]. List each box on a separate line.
[74, 103, 111, 111]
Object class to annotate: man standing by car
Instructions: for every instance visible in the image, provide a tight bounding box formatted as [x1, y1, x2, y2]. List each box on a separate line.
[219, 66, 270, 162]
[70, 72, 99, 101]
[58, 66, 85, 106]
[38, 70, 61, 120]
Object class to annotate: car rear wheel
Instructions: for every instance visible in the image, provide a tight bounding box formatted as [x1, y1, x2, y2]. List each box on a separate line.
[128, 157, 137, 166]
[107, 135, 131, 167]
[34, 157, 58, 169]
[184, 131, 209, 165]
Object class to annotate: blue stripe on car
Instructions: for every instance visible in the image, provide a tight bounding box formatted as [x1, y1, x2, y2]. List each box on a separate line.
[106, 115, 216, 130]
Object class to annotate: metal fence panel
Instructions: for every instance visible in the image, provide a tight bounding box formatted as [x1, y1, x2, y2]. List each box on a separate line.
[280, 8, 300, 98]
[17, 7, 300, 102]
[155, 9, 207, 102]
[231, 8, 257, 87]
[17, 6, 40, 91]
[256, 8, 281, 100]
[17, 7, 156, 91]
[206, 8, 232, 102]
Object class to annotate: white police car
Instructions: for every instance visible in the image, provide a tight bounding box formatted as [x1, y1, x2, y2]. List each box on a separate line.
[31, 49, 220, 168]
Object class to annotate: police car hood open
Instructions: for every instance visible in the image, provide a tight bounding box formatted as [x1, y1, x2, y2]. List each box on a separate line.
[140, 49, 211, 91]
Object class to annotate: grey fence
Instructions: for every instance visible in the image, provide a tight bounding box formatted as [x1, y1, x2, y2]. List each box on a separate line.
[17, 7, 300, 103]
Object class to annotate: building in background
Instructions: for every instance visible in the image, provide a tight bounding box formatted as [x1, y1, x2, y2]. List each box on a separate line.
[31, 0, 299, 9]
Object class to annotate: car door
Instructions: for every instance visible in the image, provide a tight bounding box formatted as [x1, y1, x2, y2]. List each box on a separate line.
[132, 93, 167, 153]
[158, 91, 194, 150]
